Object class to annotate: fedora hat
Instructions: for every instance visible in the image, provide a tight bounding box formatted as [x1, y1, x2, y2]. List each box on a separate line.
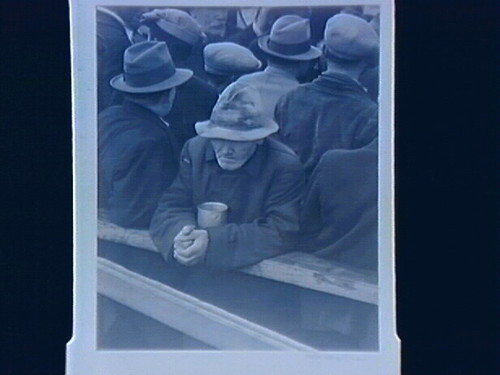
[258, 15, 322, 61]
[110, 41, 193, 93]
[324, 14, 379, 62]
[203, 42, 262, 76]
[141, 9, 206, 45]
[195, 82, 278, 141]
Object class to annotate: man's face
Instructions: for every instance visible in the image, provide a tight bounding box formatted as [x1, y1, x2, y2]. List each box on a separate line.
[210, 139, 258, 171]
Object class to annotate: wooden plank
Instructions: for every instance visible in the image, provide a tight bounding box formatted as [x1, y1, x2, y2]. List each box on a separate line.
[242, 252, 378, 305]
[98, 219, 378, 304]
[98, 257, 316, 351]
[98, 220, 157, 252]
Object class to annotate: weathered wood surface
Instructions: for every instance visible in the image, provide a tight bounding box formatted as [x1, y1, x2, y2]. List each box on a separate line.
[98, 257, 316, 351]
[98, 219, 157, 251]
[98, 219, 378, 305]
[243, 252, 378, 305]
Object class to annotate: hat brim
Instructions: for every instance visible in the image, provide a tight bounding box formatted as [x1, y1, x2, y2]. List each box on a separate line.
[195, 119, 279, 141]
[204, 59, 263, 76]
[258, 36, 322, 61]
[110, 68, 193, 93]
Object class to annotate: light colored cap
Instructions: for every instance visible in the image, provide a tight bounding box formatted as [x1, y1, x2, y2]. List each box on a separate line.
[142, 9, 205, 45]
[203, 42, 262, 76]
[324, 13, 379, 62]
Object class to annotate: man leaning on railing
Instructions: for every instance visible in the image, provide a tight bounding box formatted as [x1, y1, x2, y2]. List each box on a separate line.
[150, 82, 305, 336]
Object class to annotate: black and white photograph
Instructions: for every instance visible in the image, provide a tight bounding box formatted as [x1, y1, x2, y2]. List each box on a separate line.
[68, 1, 397, 374]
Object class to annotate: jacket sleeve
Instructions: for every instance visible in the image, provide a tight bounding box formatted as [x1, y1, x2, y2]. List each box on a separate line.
[297, 159, 324, 252]
[109, 138, 177, 229]
[203, 158, 305, 271]
[149, 142, 197, 262]
[353, 107, 378, 149]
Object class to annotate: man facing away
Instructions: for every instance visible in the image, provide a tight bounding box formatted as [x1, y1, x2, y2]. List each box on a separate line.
[235, 14, 322, 120]
[98, 41, 194, 349]
[150, 82, 305, 336]
[139, 9, 219, 146]
[275, 13, 379, 173]
[296, 138, 379, 350]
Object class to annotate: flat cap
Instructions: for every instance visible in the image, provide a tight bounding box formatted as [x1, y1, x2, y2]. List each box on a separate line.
[324, 13, 379, 62]
[203, 42, 262, 76]
[141, 9, 205, 45]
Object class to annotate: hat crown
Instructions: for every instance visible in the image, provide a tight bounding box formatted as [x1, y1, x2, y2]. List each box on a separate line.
[324, 14, 379, 60]
[122, 41, 176, 88]
[154, 9, 204, 44]
[210, 83, 266, 131]
[204, 42, 261, 75]
[124, 41, 172, 73]
[269, 15, 311, 44]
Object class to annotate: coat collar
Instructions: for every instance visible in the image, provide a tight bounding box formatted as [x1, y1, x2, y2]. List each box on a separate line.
[313, 72, 368, 94]
[122, 100, 170, 130]
[204, 139, 265, 177]
[263, 66, 298, 81]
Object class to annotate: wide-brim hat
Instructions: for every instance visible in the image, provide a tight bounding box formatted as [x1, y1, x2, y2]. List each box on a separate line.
[257, 15, 322, 61]
[195, 82, 279, 141]
[110, 41, 193, 93]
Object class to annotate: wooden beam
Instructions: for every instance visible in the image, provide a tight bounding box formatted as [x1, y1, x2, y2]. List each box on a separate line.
[98, 219, 378, 305]
[242, 252, 378, 305]
[98, 220, 157, 252]
[98, 257, 316, 351]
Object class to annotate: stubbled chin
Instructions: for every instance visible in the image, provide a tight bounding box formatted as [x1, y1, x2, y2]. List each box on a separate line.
[217, 160, 241, 171]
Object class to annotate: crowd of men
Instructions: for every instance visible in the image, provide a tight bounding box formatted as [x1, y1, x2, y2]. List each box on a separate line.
[97, 6, 380, 351]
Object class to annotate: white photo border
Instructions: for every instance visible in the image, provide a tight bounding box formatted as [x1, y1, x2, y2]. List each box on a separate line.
[67, 0, 398, 373]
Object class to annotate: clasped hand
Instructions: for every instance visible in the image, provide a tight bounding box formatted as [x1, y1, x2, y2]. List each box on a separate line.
[173, 225, 209, 266]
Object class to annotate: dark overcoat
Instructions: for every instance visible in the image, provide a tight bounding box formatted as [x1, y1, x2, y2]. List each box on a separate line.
[164, 76, 218, 147]
[299, 143, 378, 271]
[98, 100, 181, 230]
[97, 100, 186, 348]
[150, 136, 305, 333]
[275, 72, 378, 173]
[297, 143, 379, 350]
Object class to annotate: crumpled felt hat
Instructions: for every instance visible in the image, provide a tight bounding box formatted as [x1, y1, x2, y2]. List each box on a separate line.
[258, 15, 322, 61]
[110, 41, 193, 93]
[203, 42, 262, 76]
[141, 8, 206, 45]
[324, 13, 379, 63]
[195, 82, 279, 141]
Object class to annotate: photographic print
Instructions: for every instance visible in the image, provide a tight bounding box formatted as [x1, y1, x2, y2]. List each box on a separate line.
[67, 0, 398, 374]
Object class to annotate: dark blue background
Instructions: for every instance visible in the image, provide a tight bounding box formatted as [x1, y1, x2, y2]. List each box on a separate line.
[1, 0, 498, 374]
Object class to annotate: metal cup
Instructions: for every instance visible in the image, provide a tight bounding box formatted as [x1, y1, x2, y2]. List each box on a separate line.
[197, 202, 228, 229]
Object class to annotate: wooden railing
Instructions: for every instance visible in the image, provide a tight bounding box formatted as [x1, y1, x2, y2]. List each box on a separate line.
[97, 219, 379, 350]
[98, 220, 378, 305]
[98, 257, 316, 350]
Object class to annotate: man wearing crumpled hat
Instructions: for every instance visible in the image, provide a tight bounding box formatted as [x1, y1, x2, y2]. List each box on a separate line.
[150, 82, 305, 338]
[275, 13, 379, 173]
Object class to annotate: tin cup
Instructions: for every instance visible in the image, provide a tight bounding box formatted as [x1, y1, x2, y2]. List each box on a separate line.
[197, 202, 228, 228]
